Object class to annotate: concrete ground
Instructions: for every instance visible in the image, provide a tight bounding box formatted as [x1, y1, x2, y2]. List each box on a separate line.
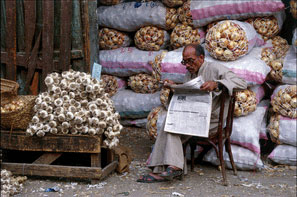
[16, 127, 297, 197]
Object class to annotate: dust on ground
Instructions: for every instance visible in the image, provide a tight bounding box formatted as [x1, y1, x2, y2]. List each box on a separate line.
[16, 127, 297, 197]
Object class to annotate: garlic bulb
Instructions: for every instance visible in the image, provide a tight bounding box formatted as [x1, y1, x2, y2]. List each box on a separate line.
[272, 36, 290, 59]
[160, 86, 171, 109]
[146, 106, 164, 140]
[246, 16, 279, 40]
[206, 21, 219, 33]
[100, 75, 119, 97]
[268, 59, 283, 82]
[27, 69, 123, 149]
[150, 51, 168, 82]
[165, 7, 179, 30]
[177, 1, 193, 26]
[99, 28, 131, 50]
[205, 20, 249, 61]
[261, 47, 276, 65]
[271, 85, 297, 119]
[1, 170, 27, 197]
[1, 98, 25, 113]
[128, 73, 160, 94]
[135, 26, 170, 51]
[268, 113, 281, 144]
[162, 0, 186, 8]
[234, 89, 257, 117]
[170, 24, 201, 49]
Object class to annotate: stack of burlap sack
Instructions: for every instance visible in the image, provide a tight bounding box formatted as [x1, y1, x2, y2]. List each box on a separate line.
[97, 1, 205, 126]
[267, 85, 296, 166]
[97, 0, 296, 168]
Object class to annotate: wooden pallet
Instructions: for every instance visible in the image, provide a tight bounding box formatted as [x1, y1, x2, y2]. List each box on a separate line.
[0, 130, 118, 183]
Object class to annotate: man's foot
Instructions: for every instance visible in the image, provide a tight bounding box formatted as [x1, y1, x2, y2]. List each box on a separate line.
[159, 166, 183, 181]
[137, 173, 168, 183]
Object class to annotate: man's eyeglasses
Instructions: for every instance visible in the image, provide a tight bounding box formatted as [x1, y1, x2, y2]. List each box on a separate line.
[181, 58, 195, 65]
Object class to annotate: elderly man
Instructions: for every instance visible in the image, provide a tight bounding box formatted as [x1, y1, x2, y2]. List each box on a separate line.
[137, 44, 247, 183]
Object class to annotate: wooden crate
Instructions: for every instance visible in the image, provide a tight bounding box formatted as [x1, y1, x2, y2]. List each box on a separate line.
[0, 130, 118, 183]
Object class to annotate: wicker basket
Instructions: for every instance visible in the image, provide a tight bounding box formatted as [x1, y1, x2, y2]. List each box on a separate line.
[1, 78, 19, 105]
[1, 95, 36, 130]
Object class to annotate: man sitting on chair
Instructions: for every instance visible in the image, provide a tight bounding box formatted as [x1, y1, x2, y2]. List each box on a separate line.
[137, 44, 247, 183]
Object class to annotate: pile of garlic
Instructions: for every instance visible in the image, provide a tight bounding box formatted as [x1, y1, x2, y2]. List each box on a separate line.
[290, 0, 297, 19]
[1, 98, 24, 113]
[170, 24, 201, 49]
[160, 86, 171, 109]
[1, 170, 27, 197]
[271, 85, 297, 119]
[272, 36, 290, 59]
[165, 7, 179, 30]
[151, 51, 168, 82]
[234, 89, 257, 117]
[268, 113, 282, 144]
[101, 74, 119, 97]
[246, 16, 279, 41]
[146, 106, 163, 140]
[205, 20, 248, 61]
[26, 70, 122, 149]
[134, 26, 169, 51]
[128, 73, 159, 94]
[99, 28, 131, 50]
[163, 0, 186, 8]
[177, 1, 193, 26]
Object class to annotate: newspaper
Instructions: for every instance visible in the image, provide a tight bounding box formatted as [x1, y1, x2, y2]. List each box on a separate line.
[164, 76, 212, 137]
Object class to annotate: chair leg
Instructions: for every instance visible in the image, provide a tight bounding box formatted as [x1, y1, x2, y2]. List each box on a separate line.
[218, 139, 228, 186]
[225, 138, 237, 176]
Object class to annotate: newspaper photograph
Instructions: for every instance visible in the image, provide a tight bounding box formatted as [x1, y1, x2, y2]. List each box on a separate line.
[164, 76, 212, 137]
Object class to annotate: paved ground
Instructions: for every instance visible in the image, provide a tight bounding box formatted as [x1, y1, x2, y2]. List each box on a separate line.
[16, 127, 297, 197]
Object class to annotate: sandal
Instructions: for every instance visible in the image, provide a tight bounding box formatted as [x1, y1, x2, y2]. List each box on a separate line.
[137, 174, 168, 183]
[159, 166, 183, 181]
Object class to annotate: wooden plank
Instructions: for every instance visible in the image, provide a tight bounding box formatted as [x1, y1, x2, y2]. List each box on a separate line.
[71, 0, 85, 72]
[24, 0, 36, 60]
[72, 0, 83, 50]
[30, 72, 39, 95]
[91, 153, 101, 168]
[2, 163, 102, 179]
[1, 130, 101, 153]
[33, 153, 62, 164]
[54, 1, 61, 50]
[5, 0, 17, 80]
[81, 0, 90, 72]
[24, 32, 41, 93]
[16, 0, 25, 51]
[59, 0, 72, 71]
[107, 149, 114, 164]
[100, 160, 118, 180]
[41, 0, 54, 91]
[88, 0, 99, 72]
[0, 0, 6, 50]
[1, 50, 83, 65]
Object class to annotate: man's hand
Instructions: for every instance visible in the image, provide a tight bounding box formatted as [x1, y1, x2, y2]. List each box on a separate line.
[163, 79, 175, 88]
[200, 81, 218, 92]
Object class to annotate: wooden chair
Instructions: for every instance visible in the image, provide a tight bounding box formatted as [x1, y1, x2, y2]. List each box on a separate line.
[183, 87, 237, 186]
